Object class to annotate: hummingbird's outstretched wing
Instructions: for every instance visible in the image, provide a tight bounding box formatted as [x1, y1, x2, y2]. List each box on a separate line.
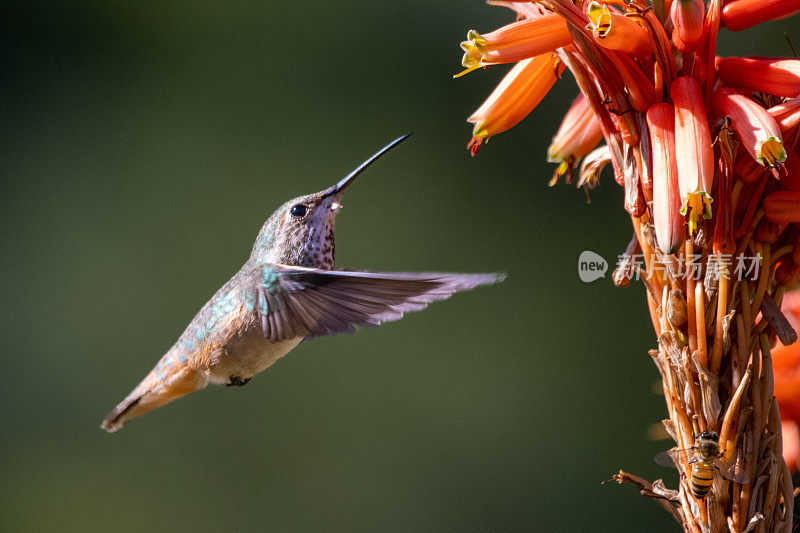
[242, 263, 505, 342]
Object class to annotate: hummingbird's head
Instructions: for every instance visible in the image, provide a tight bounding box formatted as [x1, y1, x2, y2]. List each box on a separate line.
[250, 135, 410, 269]
[253, 190, 343, 269]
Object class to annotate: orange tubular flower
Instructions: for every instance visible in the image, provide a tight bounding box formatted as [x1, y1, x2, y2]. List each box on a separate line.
[646, 103, 684, 254]
[456, 16, 571, 77]
[467, 53, 564, 156]
[712, 87, 788, 168]
[671, 76, 714, 236]
[722, 0, 800, 32]
[586, 2, 651, 57]
[768, 95, 800, 132]
[670, 0, 704, 52]
[547, 93, 603, 180]
[718, 57, 800, 98]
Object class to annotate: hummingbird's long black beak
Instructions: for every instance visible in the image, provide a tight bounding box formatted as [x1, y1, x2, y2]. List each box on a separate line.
[322, 134, 412, 199]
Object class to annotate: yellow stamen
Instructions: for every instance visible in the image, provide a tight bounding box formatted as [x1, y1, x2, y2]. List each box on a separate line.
[587, 2, 612, 36]
[758, 137, 788, 167]
[681, 192, 713, 236]
[454, 43, 483, 78]
[453, 65, 482, 78]
[466, 30, 489, 51]
[549, 160, 571, 186]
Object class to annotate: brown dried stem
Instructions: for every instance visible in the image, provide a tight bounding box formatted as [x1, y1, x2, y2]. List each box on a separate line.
[614, 210, 795, 531]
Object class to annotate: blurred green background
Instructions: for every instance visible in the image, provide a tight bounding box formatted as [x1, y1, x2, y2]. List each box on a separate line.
[1, 2, 796, 531]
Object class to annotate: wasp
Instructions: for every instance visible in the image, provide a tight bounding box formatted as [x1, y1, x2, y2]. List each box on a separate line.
[656, 430, 749, 499]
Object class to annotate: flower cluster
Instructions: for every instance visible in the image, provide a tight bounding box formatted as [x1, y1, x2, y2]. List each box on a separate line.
[456, 0, 800, 530]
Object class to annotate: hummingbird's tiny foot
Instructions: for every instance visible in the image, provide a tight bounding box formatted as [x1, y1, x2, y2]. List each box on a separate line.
[226, 376, 251, 387]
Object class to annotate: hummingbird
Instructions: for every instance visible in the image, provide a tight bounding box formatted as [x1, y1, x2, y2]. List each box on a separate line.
[101, 135, 504, 432]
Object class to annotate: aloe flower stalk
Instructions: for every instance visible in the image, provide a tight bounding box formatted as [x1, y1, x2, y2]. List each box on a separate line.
[455, 1, 800, 530]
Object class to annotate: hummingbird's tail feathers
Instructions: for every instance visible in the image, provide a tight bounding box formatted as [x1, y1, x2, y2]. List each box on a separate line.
[101, 394, 141, 433]
[246, 263, 505, 342]
[101, 366, 207, 432]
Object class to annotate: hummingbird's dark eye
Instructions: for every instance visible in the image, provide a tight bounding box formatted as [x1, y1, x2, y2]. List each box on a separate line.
[290, 204, 308, 218]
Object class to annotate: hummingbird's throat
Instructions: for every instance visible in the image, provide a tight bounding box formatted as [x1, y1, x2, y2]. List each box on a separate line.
[287, 219, 336, 270]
